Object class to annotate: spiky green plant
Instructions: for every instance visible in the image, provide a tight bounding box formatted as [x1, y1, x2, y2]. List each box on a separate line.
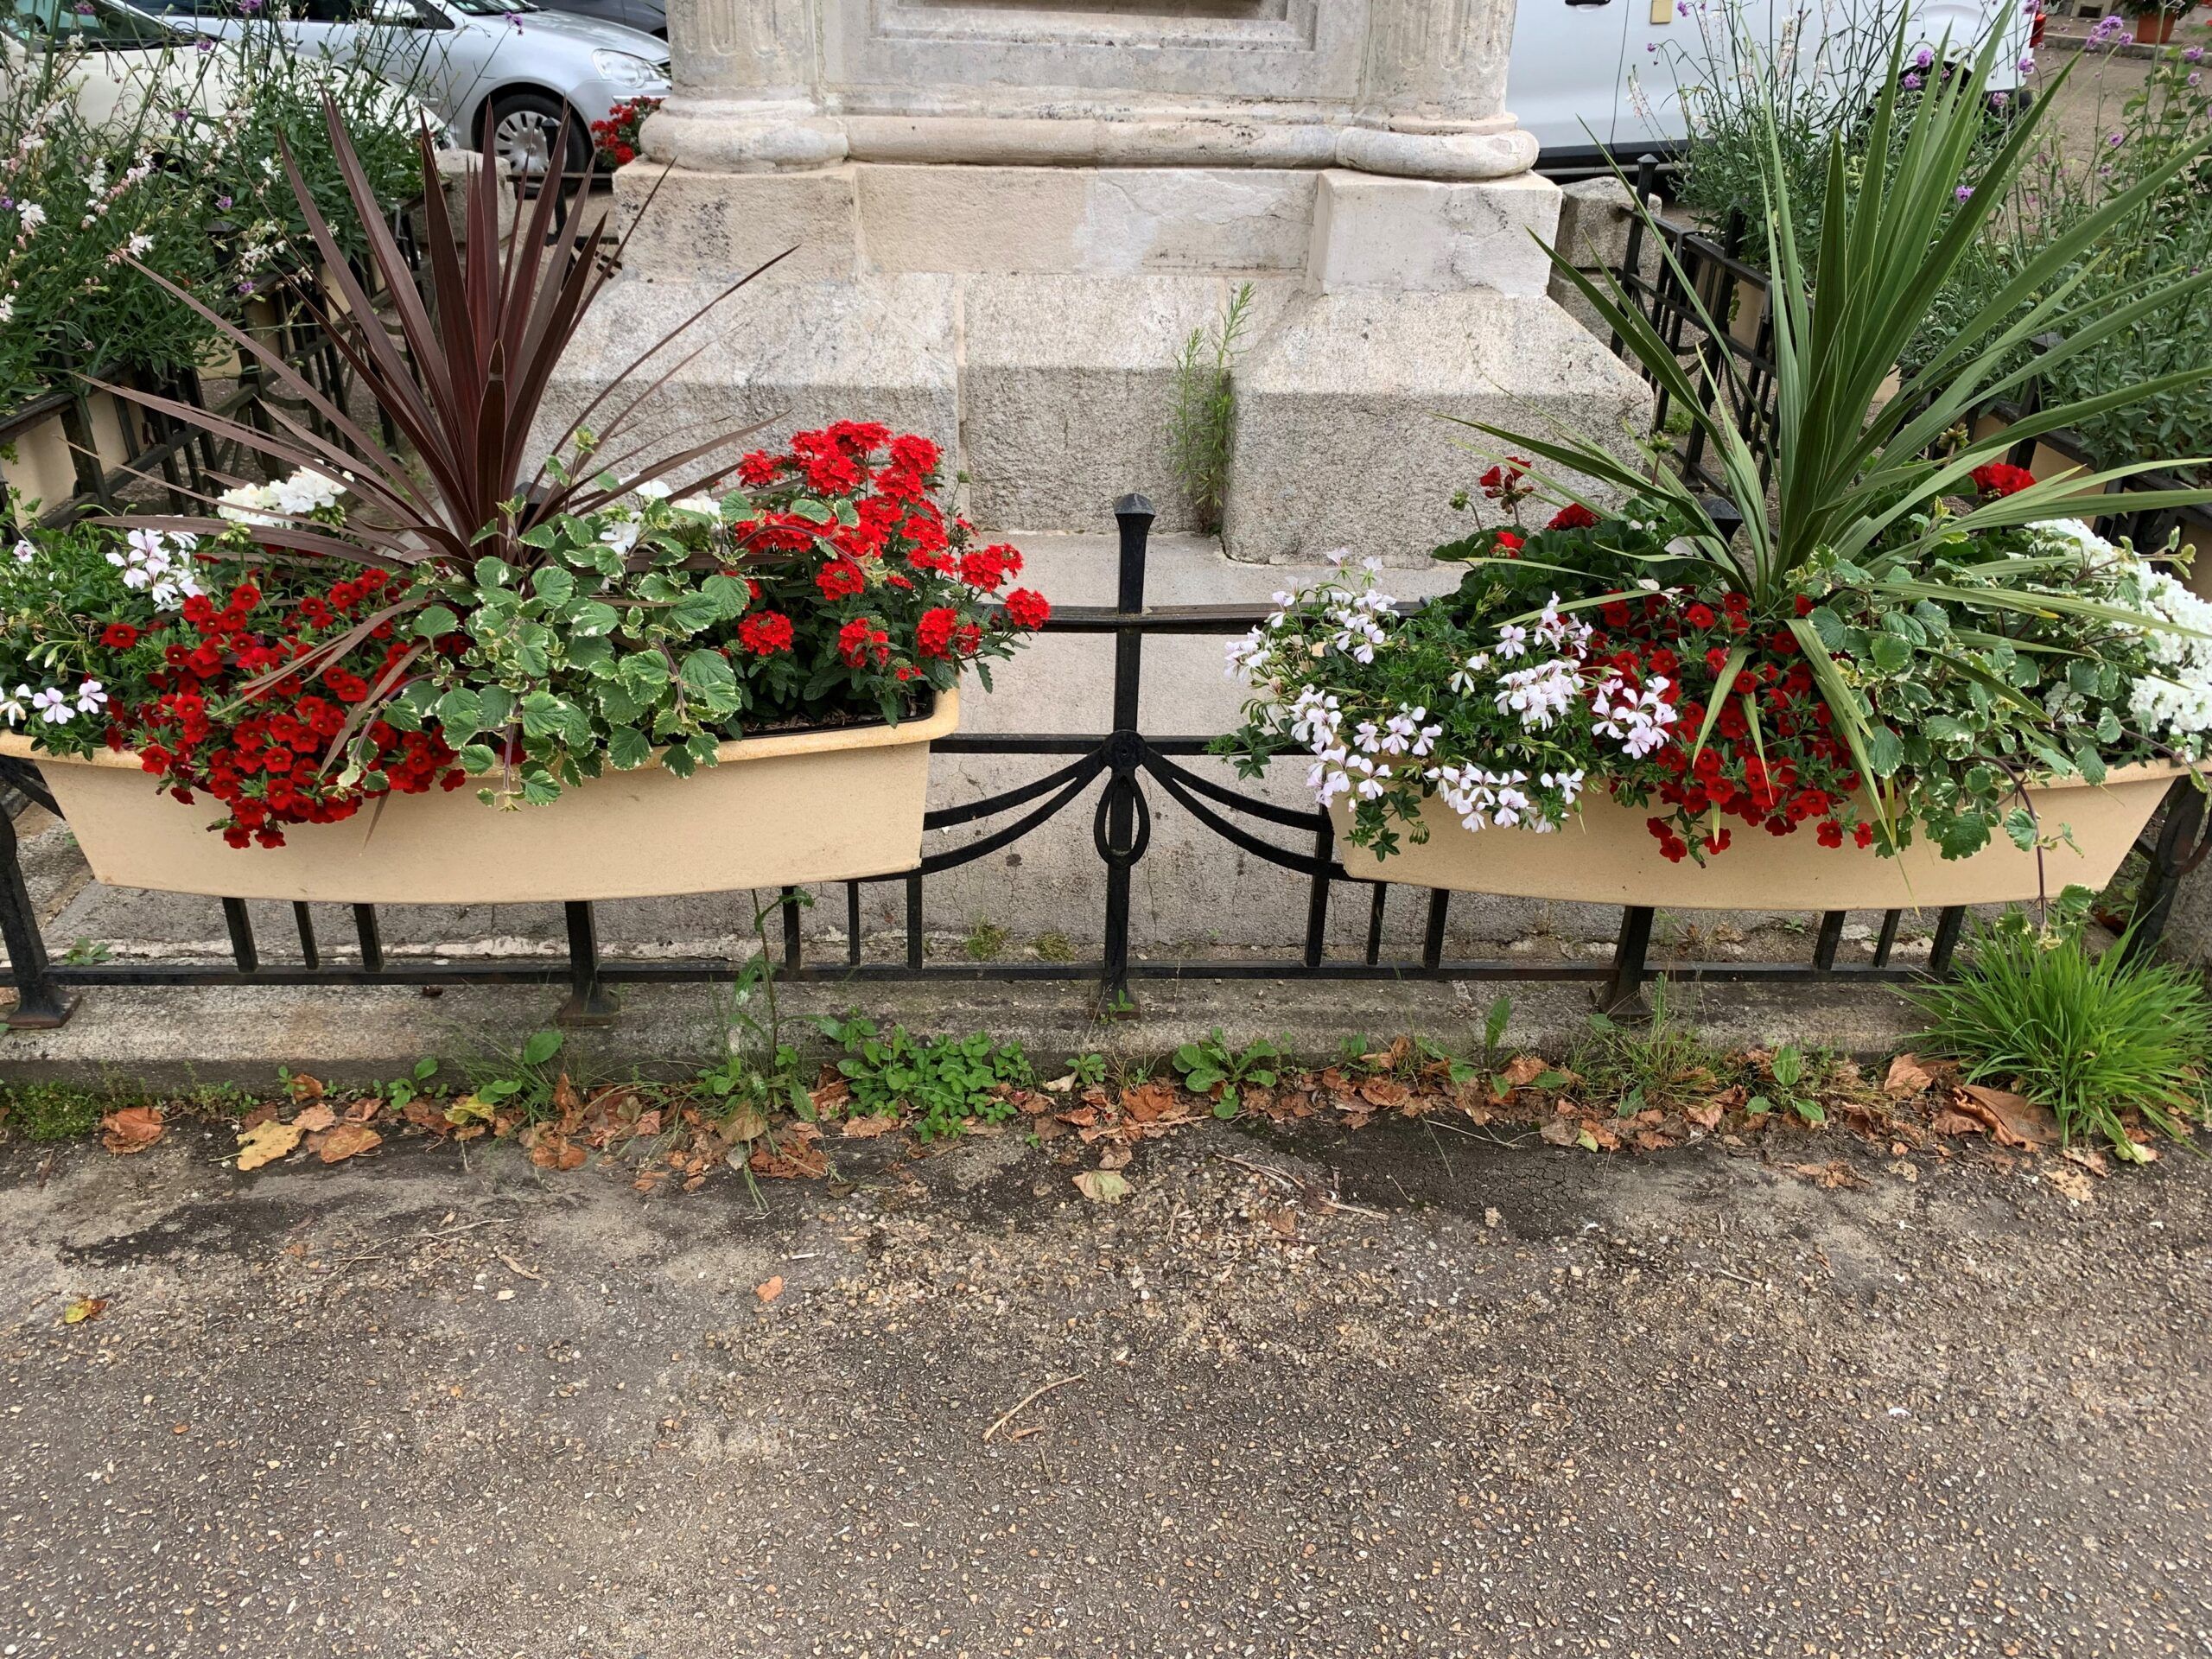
[1479, 22, 2212, 836]
[1908, 913, 2211, 1157]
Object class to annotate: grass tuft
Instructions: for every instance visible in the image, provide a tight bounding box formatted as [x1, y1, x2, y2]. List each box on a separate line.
[1908, 914, 2211, 1159]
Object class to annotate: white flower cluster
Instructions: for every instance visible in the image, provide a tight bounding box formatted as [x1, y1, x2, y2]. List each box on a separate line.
[105, 529, 202, 611]
[2, 678, 106, 728]
[2120, 562, 2212, 747]
[216, 467, 346, 525]
[1590, 671, 1681, 758]
[1424, 763, 1586, 833]
[1286, 687, 1442, 807]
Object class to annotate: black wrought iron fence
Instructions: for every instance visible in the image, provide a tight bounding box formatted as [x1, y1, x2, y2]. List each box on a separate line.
[3, 495, 2206, 1034]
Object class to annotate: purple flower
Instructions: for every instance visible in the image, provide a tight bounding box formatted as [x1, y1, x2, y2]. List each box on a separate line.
[1646, 40, 1657, 52]
[1955, 184, 1974, 200]
[194, 35, 213, 49]
[1903, 71, 1923, 89]
[214, 194, 232, 208]
[2018, 54, 2035, 73]
[237, 279, 256, 294]
[1913, 45, 1935, 68]
[1992, 91, 2011, 106]
[2109, 129, 2126, 146]
[2188, 44, 2206, 61]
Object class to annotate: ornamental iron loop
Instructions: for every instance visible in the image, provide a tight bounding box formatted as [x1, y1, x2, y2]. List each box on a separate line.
[0, 495, 2204, 1033]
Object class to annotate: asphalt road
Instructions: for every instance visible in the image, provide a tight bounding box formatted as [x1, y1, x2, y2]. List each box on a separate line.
[2, 1117, 2208, 1658]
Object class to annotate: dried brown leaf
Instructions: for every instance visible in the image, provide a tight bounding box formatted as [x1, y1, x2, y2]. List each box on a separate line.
[99, 1105, 166, 1155]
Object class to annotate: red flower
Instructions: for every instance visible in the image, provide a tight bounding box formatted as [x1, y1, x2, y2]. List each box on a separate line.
[1493, 531, 1524, 557]
[736, 611, 794, 656]
[917, 607, 959, 658]
[1001, 588, 1051, 630]
[1546, 503, 1599, 531]
[736, 450, 784, 487]
[100, 623, 139, 648]
[837, 617, 892, 668]
[1684, 603, 1716, 630]
[816, 559, 868, 601]
[1817, 820, 1844, 848]
[1853, 822, 1875, 849]
[1969, 461, 2037, 498]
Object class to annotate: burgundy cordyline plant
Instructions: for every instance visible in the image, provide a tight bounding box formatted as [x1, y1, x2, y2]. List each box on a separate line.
[98, 99, 783, 664]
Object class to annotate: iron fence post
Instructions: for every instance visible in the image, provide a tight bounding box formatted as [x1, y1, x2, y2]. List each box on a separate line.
[1098, 493, 1154, 1016]
[0, 803, 73, 1029]
[556, 899, 620, 1026]
[2121, 779, 2209, 964]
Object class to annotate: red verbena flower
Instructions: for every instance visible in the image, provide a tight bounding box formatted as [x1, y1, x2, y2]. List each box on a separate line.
[736, 611, 795, 656]
[1001, 588, 1051, 631]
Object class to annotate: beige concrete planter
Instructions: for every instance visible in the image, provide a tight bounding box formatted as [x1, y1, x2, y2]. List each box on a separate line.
[1331, 761, 2188, 911]
[0, 690, 957, 904]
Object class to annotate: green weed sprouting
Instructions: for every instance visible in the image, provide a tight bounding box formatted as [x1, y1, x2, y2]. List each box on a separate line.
[1166, 283, 1254, 534]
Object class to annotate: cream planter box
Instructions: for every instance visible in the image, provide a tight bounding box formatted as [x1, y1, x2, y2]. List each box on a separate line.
[1, 690, 957, 905]
[1329, 761, 2186, 911]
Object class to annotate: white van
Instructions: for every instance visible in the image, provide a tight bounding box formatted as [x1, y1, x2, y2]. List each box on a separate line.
[1510, 0, 2039, 172]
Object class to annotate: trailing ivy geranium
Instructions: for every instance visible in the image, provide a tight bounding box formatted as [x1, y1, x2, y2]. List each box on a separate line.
[1224, 20, 2212, 871]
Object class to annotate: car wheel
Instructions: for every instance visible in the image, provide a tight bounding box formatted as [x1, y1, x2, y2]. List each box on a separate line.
[484, 92, 588, 181]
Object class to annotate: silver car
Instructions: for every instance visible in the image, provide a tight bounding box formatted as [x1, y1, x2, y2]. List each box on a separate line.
[137, 0, 669, 175]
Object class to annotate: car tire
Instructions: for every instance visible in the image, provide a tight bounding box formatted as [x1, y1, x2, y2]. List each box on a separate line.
[483, 91, 590, 182]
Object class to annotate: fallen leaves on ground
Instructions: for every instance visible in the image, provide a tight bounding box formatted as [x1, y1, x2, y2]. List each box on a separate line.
[755, 1275, 785, 1304]
[99, 1105, 165, 1155]
[315, 1122, 382, 1164]
[235, 1117, 303, 1172]
[1957, 1084, 2060, 1149]
[1073, 1168, 1133, 1204]
[61, 1294, 107, 1325]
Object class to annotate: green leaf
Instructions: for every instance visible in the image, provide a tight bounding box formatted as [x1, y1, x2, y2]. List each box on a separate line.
[414, 605, 459, 639]
[521, 1029, 563, 1066]
[606, 725, 652, 770]
[677, 649, 737, 702]
[434, 688, 484, 737]
[570, 600, 619, 638]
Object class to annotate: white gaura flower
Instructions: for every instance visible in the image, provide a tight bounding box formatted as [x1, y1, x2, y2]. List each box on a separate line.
[16, 201, 45, 232]
[30, 686, 71, 724]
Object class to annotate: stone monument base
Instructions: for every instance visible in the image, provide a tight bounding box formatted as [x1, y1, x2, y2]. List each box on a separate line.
[542, 161, 1650, 555]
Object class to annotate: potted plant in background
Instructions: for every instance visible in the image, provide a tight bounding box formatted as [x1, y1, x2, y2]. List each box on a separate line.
[0, 105, 1047, 904]
[1223, 29, 2212, 912]
[2122, 0, 2190, 47]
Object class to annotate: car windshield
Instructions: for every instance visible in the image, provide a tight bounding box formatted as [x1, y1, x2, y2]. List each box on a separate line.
[3, 0, 181, 47]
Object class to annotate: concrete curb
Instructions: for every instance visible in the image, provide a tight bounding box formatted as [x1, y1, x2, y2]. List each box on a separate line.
[0, 975, 1927, 1090]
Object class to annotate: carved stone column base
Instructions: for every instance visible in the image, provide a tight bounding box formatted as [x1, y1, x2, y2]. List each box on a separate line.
[1336, 120, 1540, 182]
[645, 98, 1536, 181]
[643, 99, 848, 173]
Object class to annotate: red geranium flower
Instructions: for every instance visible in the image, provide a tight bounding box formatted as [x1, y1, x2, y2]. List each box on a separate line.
[1969, 461, 2037, 498]
[1546, 503, 1599, 531]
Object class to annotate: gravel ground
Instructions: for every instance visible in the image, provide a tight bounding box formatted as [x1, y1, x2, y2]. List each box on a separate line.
[1, 1118, 2209, 1659]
